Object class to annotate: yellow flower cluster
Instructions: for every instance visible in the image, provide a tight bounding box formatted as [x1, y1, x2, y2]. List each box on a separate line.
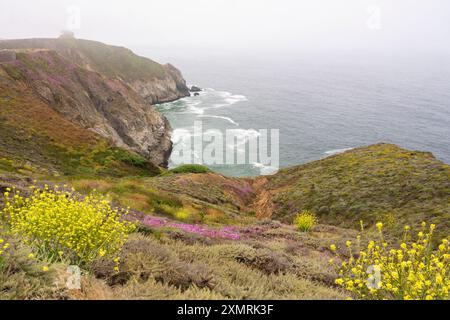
[2, 185, 135, 267]
[0, 237, 10, 257]
[330, 222, 449, 300]
[293, 210, 317, 232]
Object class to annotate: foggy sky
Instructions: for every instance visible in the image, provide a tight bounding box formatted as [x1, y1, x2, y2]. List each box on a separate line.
[1, 0, 449, 55]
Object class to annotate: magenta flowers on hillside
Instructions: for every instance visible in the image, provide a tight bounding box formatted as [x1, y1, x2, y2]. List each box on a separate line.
[141, 215, 241, 240]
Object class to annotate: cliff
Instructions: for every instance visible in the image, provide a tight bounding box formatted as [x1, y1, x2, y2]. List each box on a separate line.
[0, 38, 191, 168]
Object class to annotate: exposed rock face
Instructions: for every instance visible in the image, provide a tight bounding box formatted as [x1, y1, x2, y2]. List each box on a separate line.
[131, 64, 191, 104]
[190, 85, 202, 92]
[0, 48, 174, 167]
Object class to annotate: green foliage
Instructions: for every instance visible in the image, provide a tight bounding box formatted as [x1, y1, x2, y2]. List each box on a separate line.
[0, 233, 61, 299]
[0, 38, 167, 81]
[70, 178, 184, 219]
[91, 234, 345, 300]
[170, 164, 211, 174]
[2, 64, 23, 80]
[56, 38, 167, 81]
[0, 108, 159, 178]
[0, 158, 16, 173]
[269, 143, 450, 240]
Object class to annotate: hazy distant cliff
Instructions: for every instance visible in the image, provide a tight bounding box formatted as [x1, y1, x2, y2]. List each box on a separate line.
[0, 38, 191, 167]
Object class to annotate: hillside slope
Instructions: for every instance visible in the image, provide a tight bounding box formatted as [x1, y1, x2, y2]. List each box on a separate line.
[0, 47, 174, 167]
[0, 143, 448, 300]
[0, 38, 190, 104]
[65, 144, 450, 240]
[0, 66, 161, 177]
[259, 143, 450, 239]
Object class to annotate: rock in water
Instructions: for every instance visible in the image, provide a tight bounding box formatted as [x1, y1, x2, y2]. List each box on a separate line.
[190, 85, 202, 92]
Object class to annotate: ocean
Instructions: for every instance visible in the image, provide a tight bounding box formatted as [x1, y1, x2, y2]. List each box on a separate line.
[137, 49, 450, 177]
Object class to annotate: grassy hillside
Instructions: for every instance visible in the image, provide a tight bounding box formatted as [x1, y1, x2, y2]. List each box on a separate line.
[0, 38, 166, 81]
[0, 67, 160, 178]
[0, 38, 190, 105]
[67, 172, 256, 227]
[1, 222, 354, 300]
[0, 143, 448, 300]
[265, 143, 450, 240]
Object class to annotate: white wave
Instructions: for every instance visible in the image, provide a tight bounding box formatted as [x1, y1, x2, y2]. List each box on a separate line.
[157, 97, 204, 115]
[181, 100, 204, 114]
[224, 94, 247, 105]
[251, 162, 279, 176]
[324, 147, 354, 156]
[205, 90, 248, 109]
[161, 88, 247, 115]
[199, 115, 239, 126]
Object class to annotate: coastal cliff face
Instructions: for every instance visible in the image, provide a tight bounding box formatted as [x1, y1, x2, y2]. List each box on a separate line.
[130, 63, 190, 104]
[0, 39, 190, 167]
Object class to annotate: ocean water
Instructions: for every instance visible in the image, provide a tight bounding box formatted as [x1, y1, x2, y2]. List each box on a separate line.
[144, 50, 450, 177]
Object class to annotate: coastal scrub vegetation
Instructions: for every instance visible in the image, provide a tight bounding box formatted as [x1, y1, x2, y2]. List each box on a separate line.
[268, 143, 450, 241]
[1, 185, 135, 267]
[331, 222, 449, 300]
[0, 172, 448, 299]
[0, 233, 62, 299]
[169, 164, 211, 174]
[0, 126, 448, 299]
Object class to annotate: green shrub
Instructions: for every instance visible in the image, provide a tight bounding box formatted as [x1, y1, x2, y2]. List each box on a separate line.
[170, 164, 210, 174]
[174, 209, 191, 221]
[93, 235, 215, 290]
[0, 233, 61, 299]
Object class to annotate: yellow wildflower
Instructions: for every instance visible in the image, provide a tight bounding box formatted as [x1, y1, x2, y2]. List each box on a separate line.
[376, 222, 383, 231]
